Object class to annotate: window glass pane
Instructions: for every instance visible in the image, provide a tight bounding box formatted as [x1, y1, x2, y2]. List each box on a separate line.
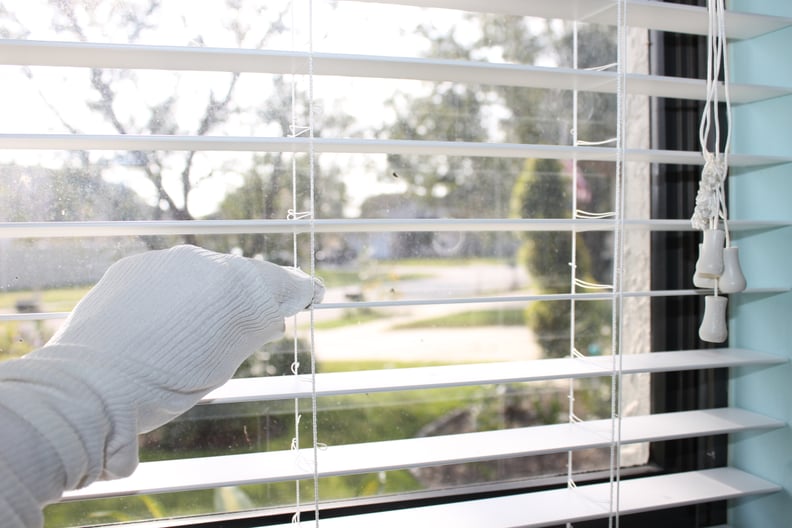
[0, 1, 656, 525]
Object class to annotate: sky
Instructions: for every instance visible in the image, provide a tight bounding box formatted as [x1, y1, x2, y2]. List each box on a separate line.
[0, 0, 563, 218]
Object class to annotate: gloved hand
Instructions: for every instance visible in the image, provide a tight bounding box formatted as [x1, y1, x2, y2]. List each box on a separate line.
[0, 245, 324, 528]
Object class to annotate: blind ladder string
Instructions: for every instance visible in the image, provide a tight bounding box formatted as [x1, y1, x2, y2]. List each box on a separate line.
[287, 0, 321, 524]
[609, 0, 628, 526]
[566, 20, 581, 512]
[306, 0, 321, 524]
[288, 1, 320, 525]
[289, 0, 301, 521]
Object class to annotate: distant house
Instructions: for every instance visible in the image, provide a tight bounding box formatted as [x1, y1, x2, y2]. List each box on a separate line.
[0, 164, 151, 291]
[357, 193, 437, 260]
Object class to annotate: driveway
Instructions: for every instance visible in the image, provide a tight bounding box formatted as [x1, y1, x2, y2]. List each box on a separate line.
[296, 262, 540, 363]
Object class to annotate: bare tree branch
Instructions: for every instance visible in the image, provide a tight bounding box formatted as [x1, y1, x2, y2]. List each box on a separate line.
[49, 0, 87, 41]
[123, 0, 160, 43]
[41, 0, 291, 233]
[0, 6, 30, 39]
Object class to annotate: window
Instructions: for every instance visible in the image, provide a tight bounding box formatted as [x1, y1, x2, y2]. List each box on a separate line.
[0, 0, 790, 526]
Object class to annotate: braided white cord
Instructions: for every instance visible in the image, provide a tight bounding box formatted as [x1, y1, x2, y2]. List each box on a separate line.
[692, 0, 732, 247]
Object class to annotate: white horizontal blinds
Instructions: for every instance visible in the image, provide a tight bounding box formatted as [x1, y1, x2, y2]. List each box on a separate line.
[63, 408, 784, 500]
[60, 349, 787, 502]
[0, 0, 789, 526]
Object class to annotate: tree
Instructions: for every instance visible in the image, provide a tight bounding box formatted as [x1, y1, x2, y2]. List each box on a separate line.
[385, 16, 617, 357]
[510, 158, 609, 358]
[493, 21, 616, 358]
[2, 0, 291, 246]
[212, 76, 350, 261]
[0, 164, 152, 222]
[381, 20, 530, 257]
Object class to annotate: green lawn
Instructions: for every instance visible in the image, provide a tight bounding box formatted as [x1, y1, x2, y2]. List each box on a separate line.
[393, 308, 526, 330]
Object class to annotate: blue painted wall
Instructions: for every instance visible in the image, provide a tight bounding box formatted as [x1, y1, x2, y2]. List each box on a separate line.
[729, 0, 792, 526]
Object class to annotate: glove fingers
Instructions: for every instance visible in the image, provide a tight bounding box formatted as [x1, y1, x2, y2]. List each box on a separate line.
[249, 260, 325, 318]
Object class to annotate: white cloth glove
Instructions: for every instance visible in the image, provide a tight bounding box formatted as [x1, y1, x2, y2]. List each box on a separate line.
[0, 245, 324, 528]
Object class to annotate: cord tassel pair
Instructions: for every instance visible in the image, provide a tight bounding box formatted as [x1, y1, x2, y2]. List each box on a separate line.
[694, 228, 746, 343]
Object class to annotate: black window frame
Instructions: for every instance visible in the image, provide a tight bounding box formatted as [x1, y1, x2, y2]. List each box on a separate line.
[649, 1, 729, 526]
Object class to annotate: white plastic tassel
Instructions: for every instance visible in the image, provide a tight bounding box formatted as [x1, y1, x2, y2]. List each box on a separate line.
[693, 243, 718, 288]
[695, 229, 725, 278]
[699, 295, 728, 343]
[719, 246, 747, 293]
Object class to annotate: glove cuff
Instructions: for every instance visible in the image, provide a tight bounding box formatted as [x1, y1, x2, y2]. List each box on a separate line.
[0, 345, 140, 487]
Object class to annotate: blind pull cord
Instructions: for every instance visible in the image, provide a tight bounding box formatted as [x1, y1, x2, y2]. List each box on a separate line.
[693, 0, 747, 344]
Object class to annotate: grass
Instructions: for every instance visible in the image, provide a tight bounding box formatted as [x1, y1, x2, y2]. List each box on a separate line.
[379, 257, 503, 267]
[0, 286, 90, 312]
[393, 308, 526, 330]
[318, 359, 453, 373]
[313, 268, 362, 288]
[312, 308, 386, 330]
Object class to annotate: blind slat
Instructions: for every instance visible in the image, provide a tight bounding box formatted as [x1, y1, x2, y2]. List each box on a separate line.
[2, 40, 789, 103]
[5, 285, 788, 326]
[201, 349, 786, 404]
[316, 287, 789, 312]
[3, 289, 788, 323]
[2, 134, 791, 167]
[0, 218, 787, 240]
[264, 468, 780, 528]
[61, 408, 782, 501]
[355, 0, 792, 40]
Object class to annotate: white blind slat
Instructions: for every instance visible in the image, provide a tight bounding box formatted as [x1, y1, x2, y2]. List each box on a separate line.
[61, 408, 782, 501]
[0, 218, 787, 240]
[201, 349, 785, 404]
[2, 288, 789, 323]
[314, 287, 792, 313]
[260, 468, 778, 528]
[2, 134, 791, 168]
[2, 40, 789, 103]
[3, 288, 788, 323]
[352, 0, 792, 40]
